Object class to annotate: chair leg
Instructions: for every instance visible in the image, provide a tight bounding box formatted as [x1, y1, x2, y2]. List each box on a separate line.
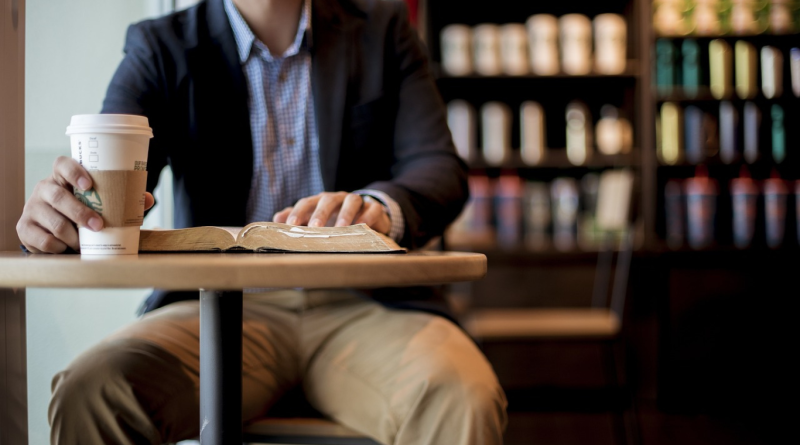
[602, 341, 640, 445]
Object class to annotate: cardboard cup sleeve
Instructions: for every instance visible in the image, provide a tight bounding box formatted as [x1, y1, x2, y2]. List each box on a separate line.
[74, 170, 148, 227]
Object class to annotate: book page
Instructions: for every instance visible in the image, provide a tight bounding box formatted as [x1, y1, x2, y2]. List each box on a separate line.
[238, 222, 405, 253]
[139, 226, 238, 252]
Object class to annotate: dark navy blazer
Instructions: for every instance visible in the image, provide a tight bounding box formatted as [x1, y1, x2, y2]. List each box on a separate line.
[100, 0, 468, 312]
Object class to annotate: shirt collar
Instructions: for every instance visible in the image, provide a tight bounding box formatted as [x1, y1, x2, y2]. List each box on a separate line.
[223, 0, 311, 63]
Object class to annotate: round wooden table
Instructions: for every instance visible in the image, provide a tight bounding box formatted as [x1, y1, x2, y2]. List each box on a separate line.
[0, 251, 486, 445]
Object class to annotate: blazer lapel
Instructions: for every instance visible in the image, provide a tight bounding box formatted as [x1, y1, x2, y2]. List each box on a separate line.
[311, 0, 360, 190]
[185, 0, 253, 224]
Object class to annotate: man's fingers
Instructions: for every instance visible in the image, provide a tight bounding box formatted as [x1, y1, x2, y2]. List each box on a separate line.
[309, 192, 349, 227]
[355, 201, 391, 235]
[335, 194, 364, 227]
[285, 195, 321, 226]
[52, 156, 92, 191]
[144, 192, 155, 211]
[19, 221, 68, 254]
[273, 207, 293, 223]
[36, 206, 80, 251]
[40, 180, 103, 231]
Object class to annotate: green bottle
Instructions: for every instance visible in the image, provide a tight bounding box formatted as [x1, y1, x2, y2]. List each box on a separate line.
[656, 39, 676, 95]
[682, 39, 701, 98]
[772, 104, 785, 163]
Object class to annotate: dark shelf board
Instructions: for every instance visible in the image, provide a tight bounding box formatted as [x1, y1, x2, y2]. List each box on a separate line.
[436, 67, 640, 81]
[466, 149, 640, 171]
[655, 91, 800, 103]
[436, 62, 640, 81]
[653, 32, 800, 42]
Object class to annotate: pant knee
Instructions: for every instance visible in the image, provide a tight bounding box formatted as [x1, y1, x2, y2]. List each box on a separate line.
[49, 338, 196, 444]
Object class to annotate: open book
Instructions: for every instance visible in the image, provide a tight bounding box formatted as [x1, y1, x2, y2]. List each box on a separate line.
[138, 223, 406, 253]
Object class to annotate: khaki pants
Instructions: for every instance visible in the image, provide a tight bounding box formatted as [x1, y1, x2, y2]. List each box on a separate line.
[49, 290, 507, 445]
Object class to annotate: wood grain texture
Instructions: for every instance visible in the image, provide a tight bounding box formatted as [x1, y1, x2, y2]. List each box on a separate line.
[0, 251, 486, 290]
[465, 308, 620, 339]
[244, 417, 369, 438]
[0, 2, 28, 445]
[0, 0, 24, 252]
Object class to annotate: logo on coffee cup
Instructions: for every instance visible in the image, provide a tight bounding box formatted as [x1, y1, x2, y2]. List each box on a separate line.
[75, 189, 104, 215]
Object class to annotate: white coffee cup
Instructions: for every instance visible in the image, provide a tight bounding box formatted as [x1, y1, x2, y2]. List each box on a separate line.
[441, 24, 473, 76]
[66, 114, 153, 255]
[472, 24, 502, 76]
[526, 14, 560, 75]
[559, 14, 593, 75]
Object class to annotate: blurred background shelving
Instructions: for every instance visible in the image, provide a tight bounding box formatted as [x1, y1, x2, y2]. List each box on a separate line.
[423, 0, 799, 443]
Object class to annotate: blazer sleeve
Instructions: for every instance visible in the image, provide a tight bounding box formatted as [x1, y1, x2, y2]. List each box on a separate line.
[362, 1, 469, 249]
[101, 23, 170, 200]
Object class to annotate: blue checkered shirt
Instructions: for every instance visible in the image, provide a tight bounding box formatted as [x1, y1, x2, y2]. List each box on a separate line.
[224, 0, 404, 240]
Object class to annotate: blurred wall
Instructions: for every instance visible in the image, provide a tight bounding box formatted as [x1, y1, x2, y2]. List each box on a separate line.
[25, 1, 172, 443]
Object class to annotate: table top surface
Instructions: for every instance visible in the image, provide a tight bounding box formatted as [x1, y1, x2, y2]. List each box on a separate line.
[0, 251, 486, 290]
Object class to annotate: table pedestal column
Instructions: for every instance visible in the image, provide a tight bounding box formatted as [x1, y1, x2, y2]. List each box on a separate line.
[199, 290, 242, 445]
[0, 288, 28, 445]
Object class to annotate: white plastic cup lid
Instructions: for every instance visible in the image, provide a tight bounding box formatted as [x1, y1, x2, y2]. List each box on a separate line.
[66, 114, 153, 138]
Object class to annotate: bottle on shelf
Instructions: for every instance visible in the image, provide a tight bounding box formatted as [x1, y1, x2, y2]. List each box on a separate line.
[760, 46, 783, 99]
[526, 14, 560, 75]
[481, 102, 512, 166]
[472, 24, 502, 76]
[764, 172, 788, 248]
[593, 13, 627, 75]
[653, 0, 690, 36]
[693, 0, 723, 35]
[795, 181, 800, 247]
[659, 102, 683, 165]
[790, 48, 800, 97]
[771, 104, 785, 163]
[656, 39, 677, 94]
[499, 24, 530, 76]
[523, 181, 551, 251]
[684, 165, 718, 250]
[447, 100, 476, 162]
[719, 101, 740, 164]
[743, 101, 760, 164]
[768, 0, 795, 34]
[495, 175, 523, 250]
[729, 0, 767, 35]
[709, 39, 733, 99]
[559, 14, 592, 75]
[520, 101, 546, 165]
[665, 179, 685, 249]
[730, 166, 758, 249]
[578, 173, 601, 250]
[596, 105, 633, 156]
[565, 101, 592, 166]
[682, 39, 702, 98]
[684, 105, 706, 164]
[735, 41, 758, 99]
[551, 177, 580, 251]
[440, 24, 473, 76]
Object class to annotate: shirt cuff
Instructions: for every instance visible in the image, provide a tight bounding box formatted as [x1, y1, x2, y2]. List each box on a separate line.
[353, 189, 405, 242]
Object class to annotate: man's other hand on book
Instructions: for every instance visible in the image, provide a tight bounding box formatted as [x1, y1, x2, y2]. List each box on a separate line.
[272, 191, 391, 235]
[17, 156, 156, 254]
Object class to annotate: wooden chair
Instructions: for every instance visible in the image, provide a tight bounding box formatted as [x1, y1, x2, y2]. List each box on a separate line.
[462, 170, 639, 445]
[243, 417, 380, 444]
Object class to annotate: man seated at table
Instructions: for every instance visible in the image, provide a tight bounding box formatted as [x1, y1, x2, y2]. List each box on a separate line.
[16, 0, 507, 444]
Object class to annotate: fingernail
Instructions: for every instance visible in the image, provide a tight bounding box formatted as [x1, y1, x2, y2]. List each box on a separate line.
[336, 218, 348, 226]
[309, 218, 322, 227]
[88, 217, 103, 231]
[78, 177, 91, 191]
[286, 216, 297, 225]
